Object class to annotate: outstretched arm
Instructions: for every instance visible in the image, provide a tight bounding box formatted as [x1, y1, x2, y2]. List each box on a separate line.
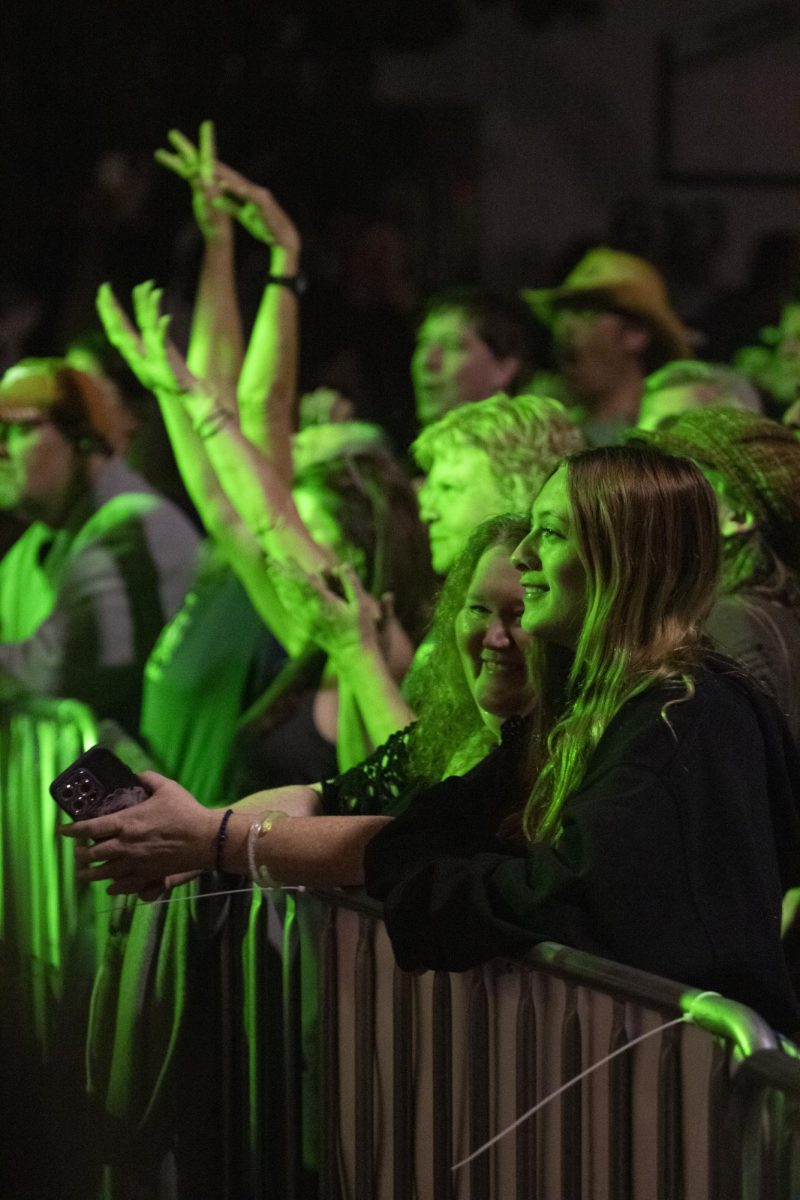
[284, 562, 416, 744]
[96, 281, 313, 653]
[64, 771, 390, 892]
[211, 162, 301, 473]
[155, 122, 245, 389]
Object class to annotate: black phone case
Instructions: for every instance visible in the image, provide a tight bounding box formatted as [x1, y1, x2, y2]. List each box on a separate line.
[50, 745, 152, 821]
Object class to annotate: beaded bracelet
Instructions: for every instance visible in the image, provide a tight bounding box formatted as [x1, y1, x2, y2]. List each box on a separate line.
[247, 810, 288, 889]
[215, 808, 235, 872]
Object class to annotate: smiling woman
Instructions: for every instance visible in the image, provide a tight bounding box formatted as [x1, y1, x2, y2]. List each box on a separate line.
[512, 465, 588, 650]
[364, 445, 800, 1030]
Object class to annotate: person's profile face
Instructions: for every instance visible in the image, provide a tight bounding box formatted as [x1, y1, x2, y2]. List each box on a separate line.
[0, 418, 77, 518]
[417, 445, 509, 574]
[512, 466, 587, 649]
[454, 544, 534, 721]
[412, 308, 513, 426]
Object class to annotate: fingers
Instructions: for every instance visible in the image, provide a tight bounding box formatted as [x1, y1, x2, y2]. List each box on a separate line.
[164, 869, 202, 889]
[166, 128, 199, 165]
[338, 562, 366, 602]
[198, 119, 217, 184]
[138, 769, 170, 791]
[153, 148, 189, 179]
[137, 881, 169, 902]
[96, 283, 141, 352]
[60, 812, 121, 841]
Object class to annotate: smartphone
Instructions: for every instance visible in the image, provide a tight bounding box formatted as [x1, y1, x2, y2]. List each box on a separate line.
[50, 745, 152, 821]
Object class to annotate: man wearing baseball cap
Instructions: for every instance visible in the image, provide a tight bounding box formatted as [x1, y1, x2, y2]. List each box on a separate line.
[525, 246, 694, 445]
[0, 357, 199, 734]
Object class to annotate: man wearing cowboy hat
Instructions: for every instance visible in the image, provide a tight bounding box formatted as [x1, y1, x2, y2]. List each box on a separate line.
[0, 357, 199, 735]
[525, 247, 694, 445]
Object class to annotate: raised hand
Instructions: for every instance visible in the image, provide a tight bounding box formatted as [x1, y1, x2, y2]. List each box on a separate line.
[97, 280, 204, 398]
[155, 120, 229, 242]
[212, 160, 300, 253]
[269, 558, 385, 658]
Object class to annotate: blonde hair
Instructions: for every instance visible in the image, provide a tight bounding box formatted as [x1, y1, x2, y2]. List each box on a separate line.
[412, 392, 584, 514]
[524, 445, 721, 841]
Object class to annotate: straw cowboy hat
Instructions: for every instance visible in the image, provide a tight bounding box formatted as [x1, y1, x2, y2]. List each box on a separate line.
[523, 246, 694, 364]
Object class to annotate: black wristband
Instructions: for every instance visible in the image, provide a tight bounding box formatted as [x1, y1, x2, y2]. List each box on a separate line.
[265, 273, 306, 297]
[215, 808, 235, 872]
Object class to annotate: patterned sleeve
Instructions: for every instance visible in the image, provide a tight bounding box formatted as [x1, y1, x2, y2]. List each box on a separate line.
[318, 724, 420, 817]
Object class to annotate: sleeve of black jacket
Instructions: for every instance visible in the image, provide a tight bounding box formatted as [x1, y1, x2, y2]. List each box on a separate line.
[363, 760, 685, 974]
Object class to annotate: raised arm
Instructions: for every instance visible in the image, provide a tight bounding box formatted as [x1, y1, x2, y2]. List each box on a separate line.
[211, 162, 301, 474]
[96, 281, 312, 652]
[155, 122, 245, 390]
[287, 563, 417, 744]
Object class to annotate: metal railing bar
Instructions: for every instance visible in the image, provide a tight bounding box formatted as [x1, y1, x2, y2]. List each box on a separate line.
[609, 1000, 632, 1200]
[432, 970, 453, 1200]
[515, 973, 536, 1199]
[561, 986, 583, 1200]
[392, 963, 414, 1200]
[468, 968, 490, 1199]
[656, 1021, 683, 1200]
[281, 896, 303, 1200]
[354, 913, 376, 1198]
[318, 901, 341, 1200]
[528, 944, 779, 1056]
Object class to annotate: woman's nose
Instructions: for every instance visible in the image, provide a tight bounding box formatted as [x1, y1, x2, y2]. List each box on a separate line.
[511, 534, 539, 572]
[484, 618, 511, 649]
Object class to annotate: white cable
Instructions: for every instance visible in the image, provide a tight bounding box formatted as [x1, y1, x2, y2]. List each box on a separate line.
[95, 881, 305, 916]
[452, 991, 721, 1172]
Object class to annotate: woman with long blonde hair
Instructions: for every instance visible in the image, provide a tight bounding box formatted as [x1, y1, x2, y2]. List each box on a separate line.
[365, 444, 800, 1028]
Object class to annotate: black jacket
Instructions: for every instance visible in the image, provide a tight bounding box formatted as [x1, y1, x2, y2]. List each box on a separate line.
[365, 660, 800, 1031]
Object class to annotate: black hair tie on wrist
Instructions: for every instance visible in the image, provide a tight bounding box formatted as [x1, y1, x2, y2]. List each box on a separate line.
[265, 273, 307, 297]
[215, 808, 235, 872]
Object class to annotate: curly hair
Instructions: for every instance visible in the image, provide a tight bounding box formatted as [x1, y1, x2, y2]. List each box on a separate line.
[412, 391, 584, 515]
[405, 512, 531, 782]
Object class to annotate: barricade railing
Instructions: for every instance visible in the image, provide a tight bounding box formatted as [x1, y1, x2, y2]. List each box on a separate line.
[276, 885, 788, 1200]
[0, 697, 100, 1053]
[724, 1048, 800, 1200]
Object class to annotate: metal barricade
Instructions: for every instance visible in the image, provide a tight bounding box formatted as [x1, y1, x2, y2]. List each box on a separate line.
[0, 697, 100, 1051]
[725, 1049, 800, 1200]
[300, 886, 784, 1200]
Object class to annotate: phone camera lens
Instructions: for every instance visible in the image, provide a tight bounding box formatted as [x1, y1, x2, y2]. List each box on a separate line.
[79, 776, 92, 793]
[73, 797, 85, 811]
[62, 783, 74, 799]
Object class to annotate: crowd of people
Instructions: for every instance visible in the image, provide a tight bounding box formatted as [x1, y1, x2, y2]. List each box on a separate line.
[4, 120, 800, 1191]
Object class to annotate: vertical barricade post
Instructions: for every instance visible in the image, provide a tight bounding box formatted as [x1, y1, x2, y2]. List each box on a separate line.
[355, 910, 376, 1197]
[392, 963, 414, 1200]
[318, 897, 340, 1200]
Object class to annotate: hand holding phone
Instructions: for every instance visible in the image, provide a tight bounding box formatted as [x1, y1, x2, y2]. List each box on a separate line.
[50, 746, 152, 822]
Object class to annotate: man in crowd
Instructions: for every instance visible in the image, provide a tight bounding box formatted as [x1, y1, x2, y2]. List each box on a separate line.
[637, 360, 763, 431]
[411, 288, 541, 428]
[0, 358, 199, 734]
[413, 389, 583, 574]
[525, 246, 693, 445]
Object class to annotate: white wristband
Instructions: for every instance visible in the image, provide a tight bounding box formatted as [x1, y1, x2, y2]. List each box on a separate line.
[247, 810, 288, 889]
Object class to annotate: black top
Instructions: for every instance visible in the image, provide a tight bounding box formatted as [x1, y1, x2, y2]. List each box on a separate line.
[364, 660, 800, 1032]
[318, 724, 420, 817]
